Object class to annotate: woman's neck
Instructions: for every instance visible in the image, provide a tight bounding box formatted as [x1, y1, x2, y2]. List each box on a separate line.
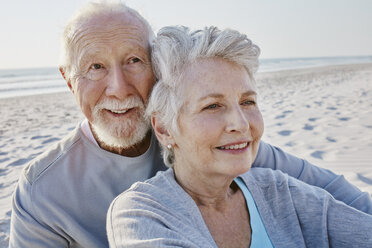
[173, 163, 252, 248]
[173, 163, 238, 209]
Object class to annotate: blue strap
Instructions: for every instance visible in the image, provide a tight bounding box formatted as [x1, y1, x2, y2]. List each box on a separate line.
[234, 177, 274, 248]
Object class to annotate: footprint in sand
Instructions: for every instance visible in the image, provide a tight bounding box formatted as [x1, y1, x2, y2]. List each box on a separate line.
[308, 117, 319, 122]
[326, 107, 337, 111]
[285, 141, 295, 147]
[42, 137, 61, 145]
[278, 130, 293, 136]
[310, 150, 325, 159]
[0, 158, 10, 163]
[8, 158, 32, 167]
[31, 135, 51, 140]
[338, 117, 351, 121]
[303, 124, 315, 131]
[275, 114, 286, 119]
[357, 173, 372, 185]
[275, 110, 293, 120]
[326, 137, 337, 143]
[360, 91, 368, 97]
[31, 152, 42, 158]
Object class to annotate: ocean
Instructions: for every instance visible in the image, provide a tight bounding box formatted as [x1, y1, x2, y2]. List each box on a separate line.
[0, 56, 371, 99]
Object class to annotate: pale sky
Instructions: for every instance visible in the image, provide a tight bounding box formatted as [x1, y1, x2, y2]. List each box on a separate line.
[1, 0, 371, 69]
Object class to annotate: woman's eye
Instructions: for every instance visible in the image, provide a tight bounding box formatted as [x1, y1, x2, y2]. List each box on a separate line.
[129, 57, 141, 63]
[242, 100, 256, 106]
[204, 104, 219, 110]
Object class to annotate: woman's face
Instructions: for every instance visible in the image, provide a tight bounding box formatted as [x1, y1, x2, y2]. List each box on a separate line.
[172, 58, 264, 178]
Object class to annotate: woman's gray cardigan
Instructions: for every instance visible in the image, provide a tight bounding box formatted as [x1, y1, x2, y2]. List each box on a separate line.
[107, 168, 372, 248]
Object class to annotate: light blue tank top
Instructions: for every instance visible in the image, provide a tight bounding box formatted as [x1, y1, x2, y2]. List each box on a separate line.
[234, 177, 274, 248]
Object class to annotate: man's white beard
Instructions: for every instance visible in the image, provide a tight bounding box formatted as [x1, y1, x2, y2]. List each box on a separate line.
[91, 96, 151, 149]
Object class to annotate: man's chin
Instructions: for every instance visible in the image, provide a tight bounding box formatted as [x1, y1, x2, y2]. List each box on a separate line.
[91, 122, 150, 149]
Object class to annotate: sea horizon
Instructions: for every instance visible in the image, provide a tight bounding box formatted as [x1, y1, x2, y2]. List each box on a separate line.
[1, 55, 372, 99]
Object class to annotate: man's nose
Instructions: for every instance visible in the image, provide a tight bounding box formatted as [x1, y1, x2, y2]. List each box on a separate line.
[105, 65, 135, 100]
[226, 105, 249, 133]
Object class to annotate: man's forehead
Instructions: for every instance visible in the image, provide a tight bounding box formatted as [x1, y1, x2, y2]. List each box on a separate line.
[74, 12, 148, 42]
[71, 17, 149, 52]
[83, 11, 142, 28]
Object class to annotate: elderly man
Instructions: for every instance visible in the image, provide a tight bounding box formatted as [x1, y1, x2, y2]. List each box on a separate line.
[9, 2, 372, 248]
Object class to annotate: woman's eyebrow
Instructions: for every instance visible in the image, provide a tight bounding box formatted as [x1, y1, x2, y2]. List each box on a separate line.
[197, 90, 257, 102]
[197, 93, 224, 102]
[242, 90, 257, 97]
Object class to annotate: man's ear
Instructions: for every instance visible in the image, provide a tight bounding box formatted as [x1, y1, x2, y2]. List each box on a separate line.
[59, 67, 74, 93]
[151, 115, 174, 147]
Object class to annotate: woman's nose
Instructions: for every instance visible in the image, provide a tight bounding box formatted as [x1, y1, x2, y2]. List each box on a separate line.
[225, 105, 249, 133]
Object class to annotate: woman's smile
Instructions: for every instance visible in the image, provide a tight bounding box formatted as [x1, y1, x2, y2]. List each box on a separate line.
[216, 141, 250, 153]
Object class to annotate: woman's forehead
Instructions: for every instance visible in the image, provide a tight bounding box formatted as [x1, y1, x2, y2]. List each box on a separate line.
[181, 58, 254, 91]
[177, 58, 256, 109]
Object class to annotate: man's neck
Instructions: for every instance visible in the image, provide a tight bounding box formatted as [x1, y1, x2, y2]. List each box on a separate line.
[90, 125, 152, 157]
[99, 131, 152, 157]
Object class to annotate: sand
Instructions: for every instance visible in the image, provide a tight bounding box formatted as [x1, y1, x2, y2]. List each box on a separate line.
[0, 63, 371, 246]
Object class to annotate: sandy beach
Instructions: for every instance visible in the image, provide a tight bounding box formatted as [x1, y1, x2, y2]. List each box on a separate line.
[0, 63, 371, 246]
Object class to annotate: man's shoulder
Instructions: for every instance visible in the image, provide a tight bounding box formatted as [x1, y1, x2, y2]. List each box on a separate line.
[23, 127, 83, 184]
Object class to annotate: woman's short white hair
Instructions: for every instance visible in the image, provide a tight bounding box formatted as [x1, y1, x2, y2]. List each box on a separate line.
[59, 1, 155, 81]
[146, 26, 260, 167]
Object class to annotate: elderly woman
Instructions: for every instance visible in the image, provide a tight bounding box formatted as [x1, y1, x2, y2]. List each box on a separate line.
[107, 26, 372, 247]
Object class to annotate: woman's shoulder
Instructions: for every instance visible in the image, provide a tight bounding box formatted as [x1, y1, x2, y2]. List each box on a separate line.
[241, 168, 332, 206]
[241, 167, 290, 187]
[110, 168, 176, 210]
[107, 168, 214, 247]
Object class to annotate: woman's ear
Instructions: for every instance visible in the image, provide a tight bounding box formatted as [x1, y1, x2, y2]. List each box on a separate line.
[151, 115, 174, 147]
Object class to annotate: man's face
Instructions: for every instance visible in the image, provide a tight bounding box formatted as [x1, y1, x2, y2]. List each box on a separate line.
[68, 13, 155, 148]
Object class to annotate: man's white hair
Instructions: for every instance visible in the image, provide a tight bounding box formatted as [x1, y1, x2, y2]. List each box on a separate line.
[146, 26, 260, 167]
[59, 1, 155, 81]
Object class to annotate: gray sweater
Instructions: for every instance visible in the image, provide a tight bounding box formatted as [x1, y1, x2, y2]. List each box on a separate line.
[107, 168, 372, 248]
[10, 125, 166, 248]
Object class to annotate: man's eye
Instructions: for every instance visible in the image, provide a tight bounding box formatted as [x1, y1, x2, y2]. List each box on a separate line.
[90, 63, 103, 70]
[86, 63, 107, 81]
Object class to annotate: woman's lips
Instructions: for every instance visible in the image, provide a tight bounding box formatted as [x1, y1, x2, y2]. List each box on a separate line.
[216, 141, 250, 152]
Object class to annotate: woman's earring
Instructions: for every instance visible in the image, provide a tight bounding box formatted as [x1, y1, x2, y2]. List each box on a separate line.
[167, 144, 172, 149]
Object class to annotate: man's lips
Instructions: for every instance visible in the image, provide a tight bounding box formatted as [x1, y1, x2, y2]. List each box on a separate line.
[216, 141, 250, 150]
[104, 108, 134, 116]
